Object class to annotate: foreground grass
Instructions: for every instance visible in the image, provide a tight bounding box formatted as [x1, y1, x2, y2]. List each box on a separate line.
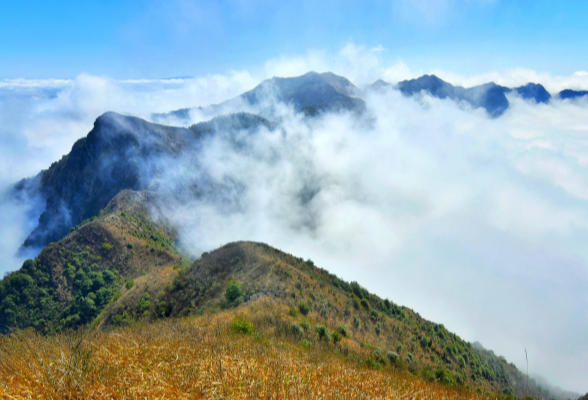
[0, 303, 495, 400]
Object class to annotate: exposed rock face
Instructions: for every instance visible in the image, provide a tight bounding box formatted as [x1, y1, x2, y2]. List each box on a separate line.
[17, 112, 273, 251]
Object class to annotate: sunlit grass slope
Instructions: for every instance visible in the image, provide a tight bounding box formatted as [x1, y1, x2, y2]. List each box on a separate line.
[0, 301, 497, 400]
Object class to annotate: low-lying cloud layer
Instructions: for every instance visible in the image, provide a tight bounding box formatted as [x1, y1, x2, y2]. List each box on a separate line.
[1, 47, 588, 392]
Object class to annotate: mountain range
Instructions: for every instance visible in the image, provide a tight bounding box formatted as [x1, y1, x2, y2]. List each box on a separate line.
[1, 70, 586, 399]
[154, 71, 588, 123]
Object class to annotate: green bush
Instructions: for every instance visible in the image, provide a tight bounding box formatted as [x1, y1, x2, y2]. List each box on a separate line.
[352, 296, 360, 310]
[224, 280, 243, 303]
[288, 307, 299, 318]
[420, 335, 430, 348]
[421, 366, 436, 382]
[435, 367, 455, 384]
[137, 292, 151, 315]
[332, 330, 342, 344]
[375, 321, 382, 335]
[298, 301, 310, 316]
[406, 352, 414, 363]
[337, 324, 349, 337]
[360, 298, 370, 310]
[315, 324, 331, 341]
[125, 279, 135, 290]
[290, 322, 304, 336]
[370, 309, 379, 321]
[300, 320, 311, 332]
[299, 339, 312, 348]
[397, 343, 403, 353]
[101, 243, 113, 251]
[352, 315, 361, 329]
[387, 351, 399, 363]
[374, 349, 386, 365]
[231, 318, 254, 335]
[365, 358, 382, 370]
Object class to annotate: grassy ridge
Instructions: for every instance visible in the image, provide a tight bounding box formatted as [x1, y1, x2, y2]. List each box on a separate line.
[0, 300, 496, 400]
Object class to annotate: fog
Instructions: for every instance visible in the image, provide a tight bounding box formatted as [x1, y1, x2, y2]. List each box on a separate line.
[1, 49, 588, 392]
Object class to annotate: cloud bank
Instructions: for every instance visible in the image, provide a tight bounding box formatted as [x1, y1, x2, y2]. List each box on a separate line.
[1, 45, 588, 392]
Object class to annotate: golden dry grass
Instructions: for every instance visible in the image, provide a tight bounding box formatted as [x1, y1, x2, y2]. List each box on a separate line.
[0, 302, 497, 400]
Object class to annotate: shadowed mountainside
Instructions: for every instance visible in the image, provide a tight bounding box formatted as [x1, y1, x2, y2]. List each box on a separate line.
[559, 89, 588, 100]
[369, 75, 551, 117]
[16, 111, 273, 252]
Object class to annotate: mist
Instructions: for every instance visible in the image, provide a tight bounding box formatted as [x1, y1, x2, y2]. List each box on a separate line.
[1, 48, 588, 392]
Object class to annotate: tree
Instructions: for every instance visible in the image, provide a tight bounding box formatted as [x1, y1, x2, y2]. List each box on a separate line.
[224, 280, 243, 303]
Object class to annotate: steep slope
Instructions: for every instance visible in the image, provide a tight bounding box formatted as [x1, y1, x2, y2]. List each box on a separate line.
[152, 71, 366, 123]
[101, 241, 555, 398]
[0, 190, 185, 333]
[15, 111, 273, 252]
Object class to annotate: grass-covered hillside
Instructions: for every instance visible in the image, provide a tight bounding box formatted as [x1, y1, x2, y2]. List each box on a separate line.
[0, 190, 185, 334]
[0, 200, 560, 399]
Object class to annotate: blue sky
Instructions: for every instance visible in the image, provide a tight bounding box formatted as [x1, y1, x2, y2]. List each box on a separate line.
[1, 0, 588, 79]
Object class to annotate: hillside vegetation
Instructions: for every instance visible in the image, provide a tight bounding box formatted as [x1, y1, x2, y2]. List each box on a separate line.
[0, 304, 498, 400]
[0, 202, 555, 398]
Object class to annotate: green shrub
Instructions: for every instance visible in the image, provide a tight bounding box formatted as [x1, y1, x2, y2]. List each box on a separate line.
[224, 280, 243, 303]
[435, 367, 455, 384]
[360, 298, 370, 310]
[420, 335, 430, 348]
[125, 279, 135, 290]
[397, 343, 403, 353]
[406, 352, 413, 363]
[288, 308, 299, 318]
[375, 321, 382, 335]
[337, 324, 349, 337]
[101, 243, 113, 251]
[231, 318, 254, 335]
[290, 322, 304, 336]
[365, 358, 382, 370]
[315, 325, 331, 342]
[387, 351, 399, 363]
[332, 330, 342, 344]
[421, 366, 436, 382]
[370, 309, 379, 321]
[299, 339, 312, 348]
[137, 292, 151, 315]
[455, 372, 464, 384]
[352, 296, 360, 310]
[298, 301, 310, 316]
[300, 320, 311, 332]
[374, 349, 386, 365]
[127, 243, 133, 249]
[352, 315, 361, 329]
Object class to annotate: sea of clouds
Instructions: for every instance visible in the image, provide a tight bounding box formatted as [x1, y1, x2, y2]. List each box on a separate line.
[1, 44, 588, 393]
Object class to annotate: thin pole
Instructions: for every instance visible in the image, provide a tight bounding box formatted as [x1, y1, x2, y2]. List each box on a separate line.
[525, 349, 529, 398]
